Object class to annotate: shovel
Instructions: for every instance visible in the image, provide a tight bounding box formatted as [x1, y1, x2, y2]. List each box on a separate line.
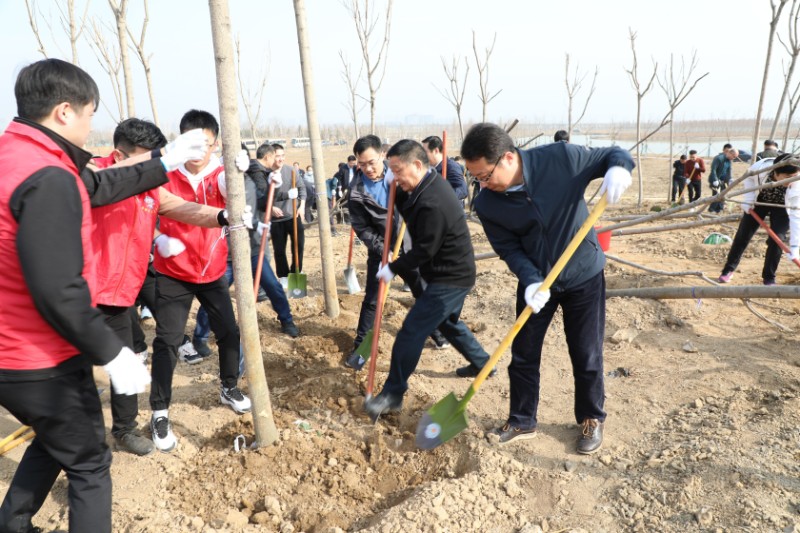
[354, 221, 407, 362]
[287, 169, 307, 298]
[749, 209, 800, 269]
[415, 195, 609, 450]
[343, 227, 361, 294]
[365, 180, 398, 399]
[253, 182, 277, 297]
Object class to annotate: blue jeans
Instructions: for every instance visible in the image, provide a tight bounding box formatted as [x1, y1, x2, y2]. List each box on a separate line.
[194, 254, 292, 342]
[382, 283, 489, 397]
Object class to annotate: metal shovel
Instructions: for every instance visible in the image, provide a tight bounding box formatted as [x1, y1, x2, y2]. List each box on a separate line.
[287, 169, 307, 298]
[344, 227, 361, 294]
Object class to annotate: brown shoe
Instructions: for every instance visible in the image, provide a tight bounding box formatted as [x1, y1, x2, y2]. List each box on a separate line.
[577, 419, 603, 455]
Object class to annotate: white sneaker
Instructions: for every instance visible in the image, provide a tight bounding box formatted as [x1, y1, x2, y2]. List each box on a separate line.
[150, 415, 176, 452]
[220, 386, 252, 414]
[140, 306, 154, 323]
[178, 336, 203, 364]
[279, 277, 288, 290]
[135, 350, 149, 364]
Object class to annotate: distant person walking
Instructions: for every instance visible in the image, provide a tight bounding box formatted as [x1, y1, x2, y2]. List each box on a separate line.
[684, 150, 705, 203]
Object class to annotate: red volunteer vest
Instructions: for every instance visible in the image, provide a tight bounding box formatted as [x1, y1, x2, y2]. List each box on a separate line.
[154, 164, 228, 283]
[0, 121, 96, 370]
[91, 155, 161, 307]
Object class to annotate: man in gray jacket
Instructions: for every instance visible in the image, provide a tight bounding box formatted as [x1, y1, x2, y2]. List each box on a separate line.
[269, 144, 307, 281]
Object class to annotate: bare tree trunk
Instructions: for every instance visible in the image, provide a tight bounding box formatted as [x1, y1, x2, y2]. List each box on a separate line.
[109, 0, 135, 118]
[345, 0, 393, 135]
[235, 36, 269, 144]
[473, 31, 501, 123]
[127, 0, 159, 125]
[339, 51, 364, 140]
[783, 78, 800, 146]
[754, 0, 790, 157]
[564, 53, 598, 137]
[625, 29, 657, 207]
[23, 0, 49, 58]
[56, 0, 89, 65]
[435, 55, 469, 140]
[607, 285, 800, 299]
[208, 0, 278, 447]
[771, 0, 800, 139]
[88, 18, 124, 122]
[294, 0, 339, 319]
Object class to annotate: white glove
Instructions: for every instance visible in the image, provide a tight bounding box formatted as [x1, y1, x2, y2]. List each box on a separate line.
[235, 149, 249, 172]
[287, 188, 298, 200]
[384, 168, 395, 185]
[740, 202, 752, 214]
[242, 205, 253, 228]
[694, 162, 700, 170]
[685, 178, 691, 185]
[524, 282, 551, 313]
[104, 347, 151, 395]
[788, 246, 800, 262]
[376, 262, 395, 283]
[161, 129, 208, 171]
[154, 234, 186, 258]
[257, 221, 271, 237]
[598, 166, 632, 205]
[712, 180, 720, 188]
[269, 171, 282, 188]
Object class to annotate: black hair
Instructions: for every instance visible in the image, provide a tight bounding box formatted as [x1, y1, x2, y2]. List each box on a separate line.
[679, 154, 687, 160]
[386, 139, 429, 166]
[765, 139, 779, 148]
[421, 135, 443, 151]
[15, 58, 99, 122]
[773, 152, 799, 175]
[179, 109, 219, 136]
[271, 143, 284, 151]
[723, 143, 732, 150]
[113, 118, 167, 152]
[353, 134, 382, 156]
[256, 142, 275, 159]
[554, 129, 570, 142]
[347, 155, 356, 162]
[460, 123, 515, 163]
[689, 150, 698, 155]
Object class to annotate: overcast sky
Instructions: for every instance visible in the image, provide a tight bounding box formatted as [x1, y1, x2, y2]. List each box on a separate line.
[0, 0, 780, 133]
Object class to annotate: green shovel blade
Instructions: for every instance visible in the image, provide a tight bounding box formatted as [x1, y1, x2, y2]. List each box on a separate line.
[414, 390, 472, 450]
[287, 272, 307, 298]
[354, 329, 374, 360]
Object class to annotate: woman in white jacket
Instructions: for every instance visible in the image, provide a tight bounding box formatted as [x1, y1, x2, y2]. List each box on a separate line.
[718, 153, 799, 285]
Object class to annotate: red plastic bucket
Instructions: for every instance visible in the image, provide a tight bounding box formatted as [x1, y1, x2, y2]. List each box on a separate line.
[595, 226, 611, 252]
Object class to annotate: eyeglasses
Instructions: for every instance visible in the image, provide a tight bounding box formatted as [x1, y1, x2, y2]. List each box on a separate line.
[357, 158, 382, 170]
[473, 154, 503, 183]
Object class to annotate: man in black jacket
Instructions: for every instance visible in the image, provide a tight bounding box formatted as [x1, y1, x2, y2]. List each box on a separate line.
[422, 135, 468, 201]
[346, 136, 450, 369]
[364, 140, 492, 420]
[462, 122, 633, 454]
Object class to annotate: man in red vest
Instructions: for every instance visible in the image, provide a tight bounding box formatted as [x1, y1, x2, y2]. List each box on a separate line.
[0, 59, 154, 533]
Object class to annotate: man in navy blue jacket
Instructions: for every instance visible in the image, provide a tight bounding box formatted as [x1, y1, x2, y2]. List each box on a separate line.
[462, 122, 633, 454]
[422, 135, 468, 201]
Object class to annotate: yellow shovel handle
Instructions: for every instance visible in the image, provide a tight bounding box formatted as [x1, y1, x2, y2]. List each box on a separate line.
[0, 426, 34, 455]
[472, 195, 609, 391]
[381, 222, 407, 300]
[0, 425, 31, 450]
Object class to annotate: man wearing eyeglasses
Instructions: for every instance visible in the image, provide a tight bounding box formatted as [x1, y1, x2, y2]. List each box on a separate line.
[462, 122, 633, 455]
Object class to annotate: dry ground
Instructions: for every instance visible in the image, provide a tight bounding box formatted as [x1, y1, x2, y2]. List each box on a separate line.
[1, 152, 799, 533]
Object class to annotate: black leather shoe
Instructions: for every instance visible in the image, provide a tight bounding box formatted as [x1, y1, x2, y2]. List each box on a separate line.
[455, 363, 497, 378]
[364, 391, 403, 422]
[344, 352, 365, 371]
[490, 423, 536, 444]
[115, 431, 155, 456]
[577, 419, 604, 455]
[280, 320, 300, 338]
[430, 330, 450, 349]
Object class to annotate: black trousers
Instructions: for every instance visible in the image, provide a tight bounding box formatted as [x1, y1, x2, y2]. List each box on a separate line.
[709, 180, 730, 213]
[722, 205, 789, 283]
[131, 265, 157, 353]
[687, 180, 701, 202]
[150, 273, 240, 410]
[99, 305, 140, 438]
[354, 253, 424, 348]
[270, 217, 304, 278]
[671, 177, 686, 201]
[0, 365, 112, 533]
[508, 271, 606, 429]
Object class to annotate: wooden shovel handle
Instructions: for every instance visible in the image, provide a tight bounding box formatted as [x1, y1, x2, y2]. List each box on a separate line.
[292, 169, 300, 274]
[366, 180, 398, 396]
[442, 130, 447, 180]
[749, 209, 800, 269]
[253, 183, 277, 296]
[347, 227, 356, 267]
[0, 425, 31, 450]
[471, 195, 609, 392]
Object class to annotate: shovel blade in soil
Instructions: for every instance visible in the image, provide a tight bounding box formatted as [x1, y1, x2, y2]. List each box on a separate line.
[288, 272, 307, 298]
[354, 329, 374, 361]
[343, 266, 360, 294]
[415, 392, 468, 450]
